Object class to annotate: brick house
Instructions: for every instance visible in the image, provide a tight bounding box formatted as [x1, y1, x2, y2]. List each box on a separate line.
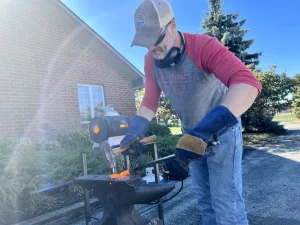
[0, 0, 144, 139]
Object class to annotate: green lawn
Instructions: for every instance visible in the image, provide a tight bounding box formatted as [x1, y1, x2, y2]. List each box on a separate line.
[169, 126, 274, 146]
[243, 133, 275, 146]
[169, 126, 182, 135]
[272, 112, 300, 124]
[168, 112, 300, 146]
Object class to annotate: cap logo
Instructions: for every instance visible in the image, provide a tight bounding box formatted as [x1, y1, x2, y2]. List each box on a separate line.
[136, 14, 145, 28]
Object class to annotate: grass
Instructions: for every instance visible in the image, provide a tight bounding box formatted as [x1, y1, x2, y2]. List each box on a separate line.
[272, 112, 300, 124]
[168, 126, 274, 146]
[243, 133, 275, 146]
[169, 126, 182, 135]
[168, 112, 300, 146]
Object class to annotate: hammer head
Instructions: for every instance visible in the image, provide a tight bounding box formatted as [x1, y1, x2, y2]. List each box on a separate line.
[93, 140, 116, 170]
[89, 116, 131, 143]
[89, 116, 131, 170]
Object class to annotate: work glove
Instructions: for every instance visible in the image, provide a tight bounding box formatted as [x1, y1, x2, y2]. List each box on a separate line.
[175, 105, 238, 164]
[120, 115, 150, 150]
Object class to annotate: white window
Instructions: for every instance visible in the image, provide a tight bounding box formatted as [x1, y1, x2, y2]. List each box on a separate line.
[77, 84, 105, 123]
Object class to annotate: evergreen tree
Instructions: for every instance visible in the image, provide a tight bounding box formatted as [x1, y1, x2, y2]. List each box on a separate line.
[201, 0, 291, 134]
[202, 0, 262, 66]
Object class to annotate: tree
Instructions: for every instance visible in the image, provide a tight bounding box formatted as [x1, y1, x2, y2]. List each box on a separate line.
[156, 93, 178, 125]
[201, 0, 262, 66]
[292, 74, 300, 119]
[201, 0, 297, 133]
[134, 89, 179, 125]
[242, 66, 297, 133]
[134, 88, 145, 111]
[254, 66, 296, 116]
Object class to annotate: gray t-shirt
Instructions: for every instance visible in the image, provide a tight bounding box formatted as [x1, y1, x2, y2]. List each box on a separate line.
[141, 33, 261, 133]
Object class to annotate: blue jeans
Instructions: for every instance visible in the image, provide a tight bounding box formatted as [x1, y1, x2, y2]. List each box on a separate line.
[189, 121, 248, 225]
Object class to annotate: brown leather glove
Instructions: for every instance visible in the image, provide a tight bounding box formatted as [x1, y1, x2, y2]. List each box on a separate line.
[176, 134, 207, 163]
[175, 105, 237, 164]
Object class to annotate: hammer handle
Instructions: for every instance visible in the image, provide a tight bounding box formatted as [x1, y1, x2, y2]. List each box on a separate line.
[113, 135, 157, 155]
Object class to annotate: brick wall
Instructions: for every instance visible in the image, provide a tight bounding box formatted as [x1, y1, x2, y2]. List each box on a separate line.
[0, 0, 137, 138]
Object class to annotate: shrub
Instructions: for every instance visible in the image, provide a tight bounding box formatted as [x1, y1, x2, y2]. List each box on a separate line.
[36, 140, 62, 151]
[142, 134, 181, 158]
[129, 153, 153, 176]
[0, 132, 115, 224]
[129, 134, 181, 176]
[57, 125, 93, 150]
[242, 114, 286, 134]
[0, 137, 17, 172]
[29, 194, 60, 215]
[0, 137, 16, 155]
[0, 138, 42, 224]
[0, 124, 181, 224]
[145, 122, 171, 137]
[157, 135, 181, 157]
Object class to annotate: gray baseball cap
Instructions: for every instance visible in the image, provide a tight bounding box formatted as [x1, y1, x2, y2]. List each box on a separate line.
[131, 0, 174, 47]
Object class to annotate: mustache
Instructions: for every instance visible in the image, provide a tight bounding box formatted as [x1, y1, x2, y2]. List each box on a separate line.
[151, 47, 164, 53]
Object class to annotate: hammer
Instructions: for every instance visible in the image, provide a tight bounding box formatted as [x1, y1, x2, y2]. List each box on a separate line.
[112, 135, 157, 155]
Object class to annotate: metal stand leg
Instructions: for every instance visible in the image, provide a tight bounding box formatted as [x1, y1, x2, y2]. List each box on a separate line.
[124, 154, 130, 170]
[153, 143, 164, 224]
[81, 152, 91, 225]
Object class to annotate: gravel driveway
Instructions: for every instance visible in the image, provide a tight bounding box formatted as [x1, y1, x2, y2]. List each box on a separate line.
[73, 126, 300, 225]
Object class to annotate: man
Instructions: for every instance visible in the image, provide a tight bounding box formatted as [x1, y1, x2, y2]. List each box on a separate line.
[121, 0, 262, 224]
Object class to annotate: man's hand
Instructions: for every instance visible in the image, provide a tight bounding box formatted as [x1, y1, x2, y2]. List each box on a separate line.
[175, 105, 238, 163]
[120, 115, 150, 150]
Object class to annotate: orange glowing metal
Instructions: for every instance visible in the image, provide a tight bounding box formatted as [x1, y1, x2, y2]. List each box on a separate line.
[93, 125, 100, 134]
[120, 123, 128, 128]
[110, 170, 130, 179]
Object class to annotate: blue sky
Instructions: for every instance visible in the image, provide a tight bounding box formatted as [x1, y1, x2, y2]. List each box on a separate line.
[60, 0, 300, 77]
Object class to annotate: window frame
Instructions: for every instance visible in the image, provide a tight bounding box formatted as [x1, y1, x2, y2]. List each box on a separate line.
[77, 84, 105, 124]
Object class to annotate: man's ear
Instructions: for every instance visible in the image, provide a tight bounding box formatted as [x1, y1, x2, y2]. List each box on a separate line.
[169, 18, 177, 31]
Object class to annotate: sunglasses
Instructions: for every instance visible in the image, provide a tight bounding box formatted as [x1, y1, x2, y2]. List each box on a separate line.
[153, 23, 170, 46]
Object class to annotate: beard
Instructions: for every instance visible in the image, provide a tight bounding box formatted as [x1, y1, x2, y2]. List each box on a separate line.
[151, 35, 174, 60]
[151, 46, 169, 60]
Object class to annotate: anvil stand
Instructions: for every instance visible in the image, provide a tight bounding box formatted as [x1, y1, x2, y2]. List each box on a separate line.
[80, 140, 164, 225]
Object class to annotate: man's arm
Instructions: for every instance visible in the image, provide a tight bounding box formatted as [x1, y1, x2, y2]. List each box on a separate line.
[195, 35, 262, 114]
[221, 83, 258, 118]
[120, 54, 160, 148]
[139, 53, 161, 120]
[175, 84, 257, 163]
[175, 35, 262, 163]
[137, 106, 156, 121]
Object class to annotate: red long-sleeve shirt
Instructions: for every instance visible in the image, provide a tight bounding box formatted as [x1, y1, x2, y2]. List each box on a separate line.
[141, 33, 262, 131]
